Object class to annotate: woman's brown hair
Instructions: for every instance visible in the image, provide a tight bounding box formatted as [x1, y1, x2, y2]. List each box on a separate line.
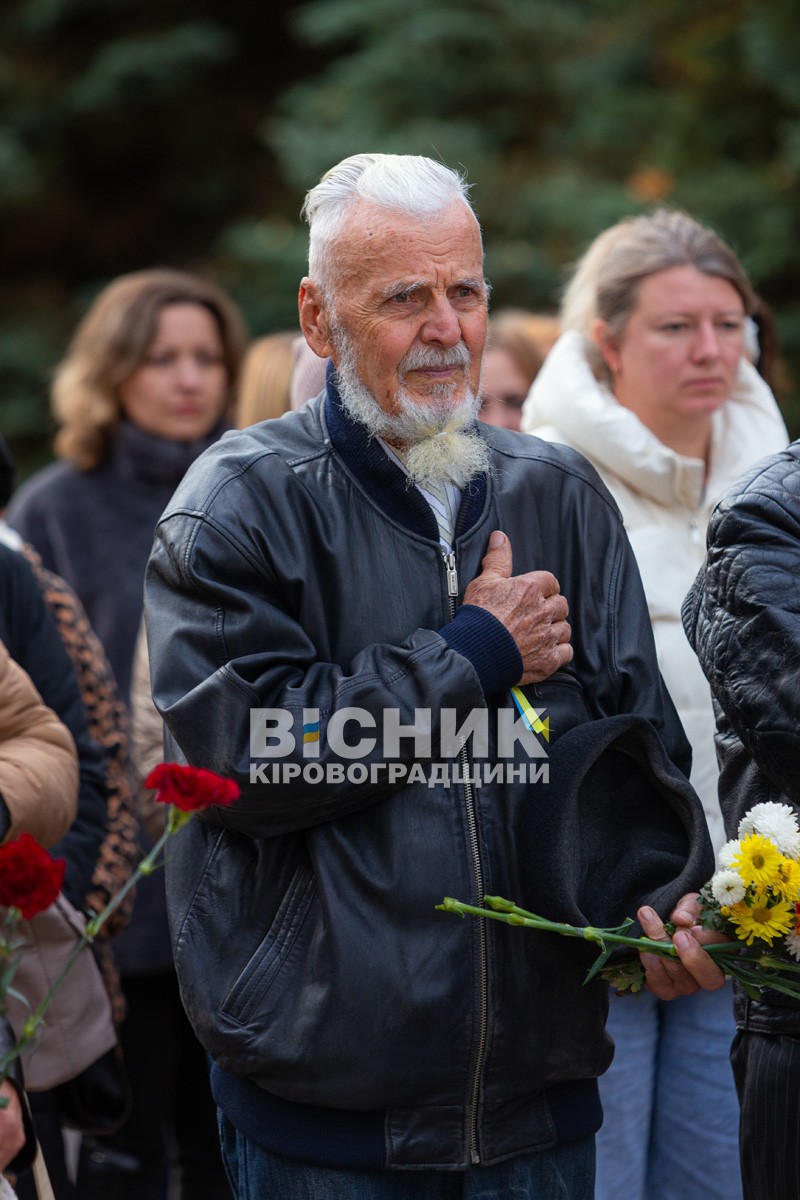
[53, 269, 248, 469]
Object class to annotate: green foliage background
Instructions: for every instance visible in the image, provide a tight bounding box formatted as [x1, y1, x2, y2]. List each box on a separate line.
[2, 0, 799, 477]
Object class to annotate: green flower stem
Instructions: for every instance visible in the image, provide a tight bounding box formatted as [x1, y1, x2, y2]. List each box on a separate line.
[439, 895, 800, 1002]
[84, 822, 173, 941]
[438, 896, 742, 958]
[439, 897, 676, 952]
[755, 954, 800, 976]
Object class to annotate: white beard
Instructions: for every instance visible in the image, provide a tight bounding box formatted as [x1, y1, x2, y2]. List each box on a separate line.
[333, 331, 491, 488]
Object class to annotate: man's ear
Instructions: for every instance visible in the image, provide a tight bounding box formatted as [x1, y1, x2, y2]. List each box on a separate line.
[299, 280, 336, 359]
[592, 318, 620, 376]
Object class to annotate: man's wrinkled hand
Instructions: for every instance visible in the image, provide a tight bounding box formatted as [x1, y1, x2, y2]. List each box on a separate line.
[637, 899, 727, 1000]
[463, 531, 573, 685]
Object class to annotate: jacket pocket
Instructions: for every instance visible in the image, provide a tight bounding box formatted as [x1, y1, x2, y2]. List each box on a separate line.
[220, 863, 317, 1027]
[527, 670, 592, 745]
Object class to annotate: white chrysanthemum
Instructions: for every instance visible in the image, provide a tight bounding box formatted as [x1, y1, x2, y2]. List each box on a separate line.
[711, 870, 747, 907]
[718, 840, 741, 869]
[738, 802, 800, 858]
[785, 931, 800, 962]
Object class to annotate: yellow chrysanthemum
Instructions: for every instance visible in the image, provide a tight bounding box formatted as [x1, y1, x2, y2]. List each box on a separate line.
[776, 856, 800, 897]
[732, 833, 784, 890]
[727, 893, 795, 946]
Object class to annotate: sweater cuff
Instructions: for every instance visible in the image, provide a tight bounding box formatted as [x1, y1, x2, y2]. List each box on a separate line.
[439, 604, 523, 698]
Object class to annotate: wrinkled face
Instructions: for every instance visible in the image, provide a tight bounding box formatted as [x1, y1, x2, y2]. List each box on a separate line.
[118, 303, 228, 442]
[479, 347, 529, 431]
[302, 200, 487, 417]
[597, 265, 745, 434]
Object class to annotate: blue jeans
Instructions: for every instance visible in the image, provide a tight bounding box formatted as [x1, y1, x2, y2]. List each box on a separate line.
[595, 984, 742, 1200]
[217, 1112, 594, 1199]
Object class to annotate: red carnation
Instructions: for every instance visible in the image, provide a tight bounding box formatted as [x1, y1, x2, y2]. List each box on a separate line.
[0, 834, 65, 919]
[145, 763, 240, 812]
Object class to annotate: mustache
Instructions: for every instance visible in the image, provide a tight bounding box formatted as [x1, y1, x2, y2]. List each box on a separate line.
[399, 343, 471, 373]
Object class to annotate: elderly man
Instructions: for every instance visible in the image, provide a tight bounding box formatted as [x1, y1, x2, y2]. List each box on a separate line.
[145, 154, 714, 1199]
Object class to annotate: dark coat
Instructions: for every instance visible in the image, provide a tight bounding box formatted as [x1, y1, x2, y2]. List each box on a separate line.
[7, 421, 222, 707]
[684, 441, 800, 1032]
[0, 543, 107, 907]
[7, 421, 221, 973]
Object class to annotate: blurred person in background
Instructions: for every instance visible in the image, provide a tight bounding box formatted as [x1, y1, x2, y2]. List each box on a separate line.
[289, 335, 328, 412]
[0, 436, 129, 1199]
[523, 208, 788, 1200]
[0, 636, 78, 849]
[478, 310, 546, 431]
[0, 639, 80, 1189]
[7, 268, 247, 1200]
[235, 330, 296, 426]
[494, 309, 561, 360]
[0, 541, 109, 1200]
[236, 330, 328, 428]
[130, 323, 324, 824]
[0, 436, 136, 1012]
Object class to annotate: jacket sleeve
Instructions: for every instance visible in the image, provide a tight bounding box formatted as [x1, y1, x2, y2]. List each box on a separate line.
[605, 528, 692, 780]
[684, 455, 800, 804]
[6, 480, 58, 575]
[146, 510, 491, 837]
[0, 640, 79, 847]
[0, 547, 108, 904]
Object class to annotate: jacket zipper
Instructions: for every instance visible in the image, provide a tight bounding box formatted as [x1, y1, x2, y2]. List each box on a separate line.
[443, 549, 487, 1165]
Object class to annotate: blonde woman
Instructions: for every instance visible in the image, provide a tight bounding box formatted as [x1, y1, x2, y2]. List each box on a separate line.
[524, 209, 787, 1200]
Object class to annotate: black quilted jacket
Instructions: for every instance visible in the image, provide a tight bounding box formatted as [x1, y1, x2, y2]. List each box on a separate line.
[684, 441, 800, 1032]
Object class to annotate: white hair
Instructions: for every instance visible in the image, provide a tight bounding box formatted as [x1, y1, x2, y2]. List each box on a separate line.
[301, 153, 478, 296]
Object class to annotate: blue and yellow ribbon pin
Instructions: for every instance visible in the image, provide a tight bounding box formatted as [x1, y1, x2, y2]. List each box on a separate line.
[510, 687, 550, 742]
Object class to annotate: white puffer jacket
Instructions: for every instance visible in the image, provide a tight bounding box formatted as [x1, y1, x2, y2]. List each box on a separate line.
[523, 329, 788, 852]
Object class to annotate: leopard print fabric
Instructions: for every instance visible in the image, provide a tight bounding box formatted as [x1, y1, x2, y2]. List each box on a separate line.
[22, 545, 139, 1025]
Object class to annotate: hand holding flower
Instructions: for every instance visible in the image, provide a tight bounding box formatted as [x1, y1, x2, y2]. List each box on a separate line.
[637, 899, 727, 999]
[0, 1081, 24, 1173]
[439, 802, 800, 1004]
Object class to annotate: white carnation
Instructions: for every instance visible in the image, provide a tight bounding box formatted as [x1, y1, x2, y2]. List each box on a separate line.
[785, 932, 800, 962]
[711, 870, 746, 907]
[718, 840, 741, 869]
[738, 802, 800, 858]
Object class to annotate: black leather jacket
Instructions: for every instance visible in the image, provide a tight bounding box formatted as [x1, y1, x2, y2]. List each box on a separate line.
[146, 382, 699, 1168]
[685, 442, 800, 1034]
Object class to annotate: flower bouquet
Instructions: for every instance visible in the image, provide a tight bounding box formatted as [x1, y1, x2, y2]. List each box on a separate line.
[0, 763, 239, 1194]
[438, 802, 800, 1000]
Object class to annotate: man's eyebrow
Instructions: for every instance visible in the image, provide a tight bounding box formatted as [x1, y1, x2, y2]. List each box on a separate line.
[378, 280, 429, 300]
[378, 277, 488, 300]
[458, 277, 488, 293]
